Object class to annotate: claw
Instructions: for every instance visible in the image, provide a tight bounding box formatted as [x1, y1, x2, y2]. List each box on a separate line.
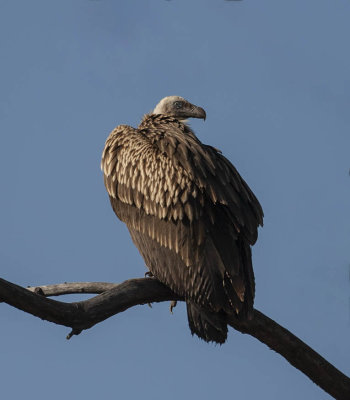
[170, 300, 177, 314]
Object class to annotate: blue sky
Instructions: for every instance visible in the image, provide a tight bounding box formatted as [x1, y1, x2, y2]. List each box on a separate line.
[1, 1, 349, 399]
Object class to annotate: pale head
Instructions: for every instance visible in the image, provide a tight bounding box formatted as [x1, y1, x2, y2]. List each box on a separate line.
[152, 96, 206, 121]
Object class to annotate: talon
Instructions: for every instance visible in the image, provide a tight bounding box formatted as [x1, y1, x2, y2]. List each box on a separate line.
[170, 300, 177, 314]
[147, 303, 152, 308]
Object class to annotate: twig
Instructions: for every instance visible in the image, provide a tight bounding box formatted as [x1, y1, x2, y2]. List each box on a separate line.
[27, 282, 119, 296]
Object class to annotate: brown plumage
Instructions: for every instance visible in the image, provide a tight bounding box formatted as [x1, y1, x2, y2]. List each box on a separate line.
[101, 96, 263, 343]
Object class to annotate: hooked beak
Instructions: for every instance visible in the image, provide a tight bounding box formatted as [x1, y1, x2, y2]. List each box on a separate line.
[190, 105, 206, 120]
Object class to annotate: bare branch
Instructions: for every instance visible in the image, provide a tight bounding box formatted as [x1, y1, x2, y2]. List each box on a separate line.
[0, 277, 181, 331]
[227, 313, 350, 400]
[1, 276, 349, 399]
[27, 282, 119, 296]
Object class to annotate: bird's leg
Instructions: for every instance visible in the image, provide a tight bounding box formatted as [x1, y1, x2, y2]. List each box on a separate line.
[170, 300, 177, 314]
[144, 270, 177, 312]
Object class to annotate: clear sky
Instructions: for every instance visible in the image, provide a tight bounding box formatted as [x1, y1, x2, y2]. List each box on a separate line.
[1, 1, 349, 399]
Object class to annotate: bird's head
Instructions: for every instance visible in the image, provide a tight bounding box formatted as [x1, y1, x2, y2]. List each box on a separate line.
[152, 96, 206, 121]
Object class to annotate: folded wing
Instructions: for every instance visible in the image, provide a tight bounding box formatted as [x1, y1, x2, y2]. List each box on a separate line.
[101, 115, 263, 321]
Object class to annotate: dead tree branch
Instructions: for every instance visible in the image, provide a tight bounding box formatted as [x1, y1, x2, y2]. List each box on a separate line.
[0, 276, 349, 399]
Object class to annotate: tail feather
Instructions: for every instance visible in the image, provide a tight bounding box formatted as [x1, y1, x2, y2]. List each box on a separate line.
[186, 302, 228, 344]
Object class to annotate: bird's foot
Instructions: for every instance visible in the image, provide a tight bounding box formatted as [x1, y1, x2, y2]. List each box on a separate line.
[170, 300, 177, 314]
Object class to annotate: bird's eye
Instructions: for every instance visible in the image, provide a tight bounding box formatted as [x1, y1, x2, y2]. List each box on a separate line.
[174, 101, 183, 109]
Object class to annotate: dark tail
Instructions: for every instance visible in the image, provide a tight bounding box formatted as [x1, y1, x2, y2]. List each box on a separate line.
[186, 302, 228, 344]
[186, 238, 255, 344]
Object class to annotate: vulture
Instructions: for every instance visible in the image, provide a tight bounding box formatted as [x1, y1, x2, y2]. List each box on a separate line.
[101, 96, 263, 344]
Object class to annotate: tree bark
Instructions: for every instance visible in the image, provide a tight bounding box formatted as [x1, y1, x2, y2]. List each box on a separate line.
[1, 276, 349, 399]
